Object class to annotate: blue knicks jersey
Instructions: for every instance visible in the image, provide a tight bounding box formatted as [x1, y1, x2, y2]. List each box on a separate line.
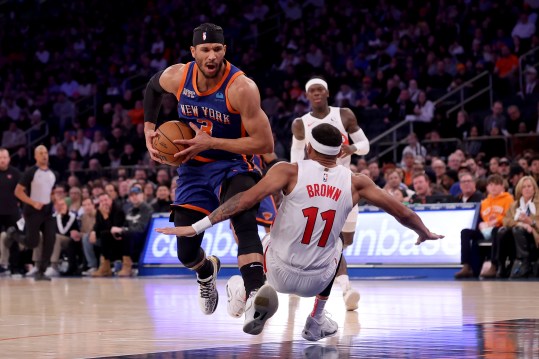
[176, 61, 245, 161]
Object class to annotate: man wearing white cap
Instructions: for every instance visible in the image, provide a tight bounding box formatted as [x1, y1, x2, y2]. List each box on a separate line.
[290, 77, 370, 311]
[158, 123, 442, 340]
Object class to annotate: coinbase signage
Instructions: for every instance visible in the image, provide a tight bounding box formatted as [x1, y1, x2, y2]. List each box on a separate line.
[141, 203, 479, 267]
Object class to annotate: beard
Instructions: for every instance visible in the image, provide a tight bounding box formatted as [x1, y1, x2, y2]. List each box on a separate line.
[198, 60, 223, 79]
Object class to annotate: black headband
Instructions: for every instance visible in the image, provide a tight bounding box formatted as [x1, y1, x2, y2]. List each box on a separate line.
[193, 28, 225, 46]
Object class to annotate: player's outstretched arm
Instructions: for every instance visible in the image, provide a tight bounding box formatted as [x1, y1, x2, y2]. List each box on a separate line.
[156, 162, 294, 237]
[143, 64, 184, 162]
[290, 118, 306, 163]
[353, 174, 443, 245]
[174, 76, 273, 162]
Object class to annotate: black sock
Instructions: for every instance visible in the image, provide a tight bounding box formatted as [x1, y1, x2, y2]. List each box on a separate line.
[240, 262, 265, 296]
[196, 258, 214, 280]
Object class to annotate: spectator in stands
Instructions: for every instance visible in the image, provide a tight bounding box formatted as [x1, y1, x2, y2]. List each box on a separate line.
[1, 122, 26, 150]
[68, 186, 83, 217]
[110, 185, 152, 276]
[356, 76, 379, 108]
[90, 192, 125, 277]
[43, 198, 81, 276]
[72, 129, 91, 158]
[520, 66, 539, 98]
[508, 165, 525, 195]
[405, 91, 435, 135]
[143, 182, 155, 203]
[431, 159, 447, 186]
[500, 176, 539, 278]
[530, 157, 539, 183]
[384, 168, 410, 202]
[455, 174, 513, 279]
[447, 152, 462, 172]
[367, 159, 386, 188]
[401, 152, 415, 187]
[151, 184, 172, 213]
[506, 105, 525, 135]
[80, 198, 97, 276]
[455, 172, 483, 203]
[408, 173, 433, 204]
[483, 101, 506, 135]
[498, 157, 511, 180]
[401, 133, 427, 165]
[511, 13, 536, 40]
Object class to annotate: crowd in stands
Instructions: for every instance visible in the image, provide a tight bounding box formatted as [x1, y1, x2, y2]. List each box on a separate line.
[1, 0, 539, 277]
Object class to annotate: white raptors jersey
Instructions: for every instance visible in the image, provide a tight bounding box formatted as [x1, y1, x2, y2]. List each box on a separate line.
[270, 160, 353, 270]
[301, 106, 350, 168]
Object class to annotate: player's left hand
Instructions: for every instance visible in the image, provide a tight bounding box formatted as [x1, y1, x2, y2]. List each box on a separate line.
[173, 122, 214, 163]
[339, 144, 355, 158]
[415, 232, 444, 245]
[156, 225, 197, 237]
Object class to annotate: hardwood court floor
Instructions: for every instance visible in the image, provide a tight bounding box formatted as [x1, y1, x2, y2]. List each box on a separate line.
[1, 277, 538, 358]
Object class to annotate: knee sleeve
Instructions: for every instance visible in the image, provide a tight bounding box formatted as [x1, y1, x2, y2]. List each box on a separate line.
[173, 207, 206, 268]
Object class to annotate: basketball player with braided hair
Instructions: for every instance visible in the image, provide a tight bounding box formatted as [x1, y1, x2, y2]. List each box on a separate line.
[143, 23, 273, 330]
[291, 77, 370, 311]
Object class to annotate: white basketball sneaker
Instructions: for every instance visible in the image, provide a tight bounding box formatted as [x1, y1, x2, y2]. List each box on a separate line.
[196, 256, 221, 315]
[226, 275, 246, 318]
[243, 283, 279, 335]
[302, 312, 338, 341]
[343, 287, 360, 311]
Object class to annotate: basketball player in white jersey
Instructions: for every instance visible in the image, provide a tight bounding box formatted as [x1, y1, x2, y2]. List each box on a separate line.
[290, 77, 370, 311]
[157, 123, 442, 340]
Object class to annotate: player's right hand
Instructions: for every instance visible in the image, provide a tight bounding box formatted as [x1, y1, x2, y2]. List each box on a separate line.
[415, 232, 444, 245]
[144, 129, 164, 163]
[156, 225, 197, 237]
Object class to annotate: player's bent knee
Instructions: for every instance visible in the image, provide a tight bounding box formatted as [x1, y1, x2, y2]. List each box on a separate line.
[177, 247, 205, 269]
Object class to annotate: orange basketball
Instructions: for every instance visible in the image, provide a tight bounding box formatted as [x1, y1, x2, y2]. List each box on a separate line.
[152, 121, 195, 166]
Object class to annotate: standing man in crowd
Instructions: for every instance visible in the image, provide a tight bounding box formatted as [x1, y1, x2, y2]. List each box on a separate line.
[143, 23, 274, 328]
[0, 148, 22, 275]
[158, 123, 442, 340]
[290, 77, 370, 311]
[14, 145, 57, 281]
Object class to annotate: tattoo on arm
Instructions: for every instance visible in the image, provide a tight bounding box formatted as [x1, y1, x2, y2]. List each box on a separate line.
[209, 193, 246, 224]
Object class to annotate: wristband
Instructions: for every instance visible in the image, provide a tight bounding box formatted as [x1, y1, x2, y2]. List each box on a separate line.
[192, 216, 212, 235]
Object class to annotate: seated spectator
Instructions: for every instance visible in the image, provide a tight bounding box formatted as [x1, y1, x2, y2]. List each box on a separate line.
[90, 193, 125, 277]
[483, 101, 506, 135]
[110, 185, 152, 276]
[405, 91, 435, 137]
[496, 176, 539, 278]
[79, 198, 97, 276]
[40, 199, 81, 276]
[1, 121, 26, 150]
[367, 159, 386, 188]
[151, 185, 172, 213]
[455, 174, 513, 279]
[401, 133, 427, 165]
[409, 173, 434, 204]
[455, 171, 484, 203]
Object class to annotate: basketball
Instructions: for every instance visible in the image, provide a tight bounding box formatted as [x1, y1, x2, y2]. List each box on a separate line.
[152, 121, 195, 166]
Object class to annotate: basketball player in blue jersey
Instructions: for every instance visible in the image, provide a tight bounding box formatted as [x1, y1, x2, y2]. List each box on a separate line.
[143, 23, 275, 334]
[291, 77, 370, 311]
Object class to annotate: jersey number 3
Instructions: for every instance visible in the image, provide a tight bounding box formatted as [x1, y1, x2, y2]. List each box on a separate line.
[301, 207, 336, 248]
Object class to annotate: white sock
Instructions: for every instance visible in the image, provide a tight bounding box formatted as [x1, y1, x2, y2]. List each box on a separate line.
[336, 274, 350, 292]
[310, 297, 327, 320]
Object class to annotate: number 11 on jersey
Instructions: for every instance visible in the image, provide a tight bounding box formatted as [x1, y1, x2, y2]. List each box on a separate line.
[300, 207, 336, 248]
